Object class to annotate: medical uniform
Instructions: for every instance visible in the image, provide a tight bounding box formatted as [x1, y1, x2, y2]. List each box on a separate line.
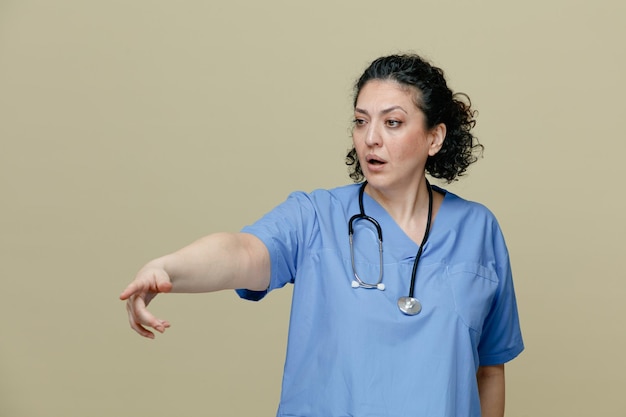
[238, 183, 524, 417]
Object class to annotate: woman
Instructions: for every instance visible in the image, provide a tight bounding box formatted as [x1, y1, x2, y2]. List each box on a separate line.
[121, 54, 524, 417]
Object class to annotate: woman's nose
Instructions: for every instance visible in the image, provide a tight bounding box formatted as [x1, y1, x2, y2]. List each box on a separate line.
[364, 124, 381, 147]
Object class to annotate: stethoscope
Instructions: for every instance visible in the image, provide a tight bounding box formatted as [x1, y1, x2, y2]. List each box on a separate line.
[348, 180, 433, 316]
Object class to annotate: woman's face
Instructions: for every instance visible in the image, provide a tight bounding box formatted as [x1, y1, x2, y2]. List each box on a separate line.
[352, 79, 444, 192]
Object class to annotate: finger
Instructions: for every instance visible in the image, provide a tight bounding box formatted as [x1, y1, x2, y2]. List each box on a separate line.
[127, 295, 171, 335]
[130, 318, 170, 338]
[119, 269, 173, 300]
[126, 300, 155, 338]
[119, 279, 149, 301]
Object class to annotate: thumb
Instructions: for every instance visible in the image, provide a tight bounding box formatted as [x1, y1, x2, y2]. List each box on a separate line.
[151, 267, 173, 293]
[156, 280, 173, 293]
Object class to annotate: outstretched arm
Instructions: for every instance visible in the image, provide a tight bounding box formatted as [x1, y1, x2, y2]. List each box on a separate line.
[119, 232, 270, 338]
[477, 364, 505, 417]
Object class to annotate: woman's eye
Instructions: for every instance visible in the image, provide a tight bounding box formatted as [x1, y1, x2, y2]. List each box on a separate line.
[353, 118, 366, 126]
[386, 120, 402, 128]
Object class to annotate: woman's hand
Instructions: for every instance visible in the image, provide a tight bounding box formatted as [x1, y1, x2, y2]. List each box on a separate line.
[120, 265, 173, 339]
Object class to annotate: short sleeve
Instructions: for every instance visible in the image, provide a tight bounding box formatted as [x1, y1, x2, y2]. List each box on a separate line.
[236, 192, 318, 301]
[477, 222, 524, 366]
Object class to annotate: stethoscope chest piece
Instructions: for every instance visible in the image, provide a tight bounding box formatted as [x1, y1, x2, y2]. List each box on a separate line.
[397, 296, 422, 315]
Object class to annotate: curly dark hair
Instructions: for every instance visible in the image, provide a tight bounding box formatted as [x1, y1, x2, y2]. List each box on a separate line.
[346, 54, 482, 183]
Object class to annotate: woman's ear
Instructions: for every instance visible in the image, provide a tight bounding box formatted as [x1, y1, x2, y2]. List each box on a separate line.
[428, 123, 446, 156]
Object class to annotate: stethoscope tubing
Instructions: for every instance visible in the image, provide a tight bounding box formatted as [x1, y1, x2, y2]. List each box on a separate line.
[348, 180, 433, 299]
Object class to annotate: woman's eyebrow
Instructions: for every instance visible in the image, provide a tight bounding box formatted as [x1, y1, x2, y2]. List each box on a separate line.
[354, 106, 407, 115]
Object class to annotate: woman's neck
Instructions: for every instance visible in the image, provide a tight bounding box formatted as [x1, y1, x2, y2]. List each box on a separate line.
[365, 178, 443, 244]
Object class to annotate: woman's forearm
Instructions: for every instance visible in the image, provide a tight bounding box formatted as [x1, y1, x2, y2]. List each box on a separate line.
[146, 232, 270, 293]
[477, 364, 505, 417]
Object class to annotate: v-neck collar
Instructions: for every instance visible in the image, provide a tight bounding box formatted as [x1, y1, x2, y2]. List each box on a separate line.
[359, 185, 450, 261]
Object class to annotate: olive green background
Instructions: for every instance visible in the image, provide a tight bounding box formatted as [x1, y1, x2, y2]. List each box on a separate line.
[1, 1, 624, 416]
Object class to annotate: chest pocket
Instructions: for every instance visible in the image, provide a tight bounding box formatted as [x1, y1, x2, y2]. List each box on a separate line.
[446, 262, 499, 333]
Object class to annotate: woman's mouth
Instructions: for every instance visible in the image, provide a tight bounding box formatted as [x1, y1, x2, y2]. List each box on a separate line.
[366, 155, 386, 165]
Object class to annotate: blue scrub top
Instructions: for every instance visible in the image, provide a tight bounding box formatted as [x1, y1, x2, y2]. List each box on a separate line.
[238, 184, 524, 417]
